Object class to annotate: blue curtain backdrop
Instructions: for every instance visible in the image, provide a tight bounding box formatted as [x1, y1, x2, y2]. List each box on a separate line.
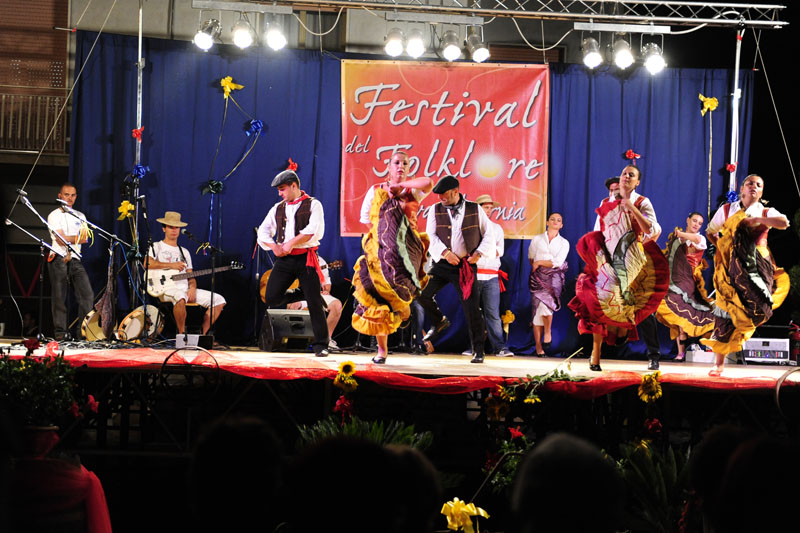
[71, 32, 752, 353]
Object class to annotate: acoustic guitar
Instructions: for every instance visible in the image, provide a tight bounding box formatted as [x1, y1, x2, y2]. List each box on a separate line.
[259, 260, 343, 303]
[147, 261, 244, 297]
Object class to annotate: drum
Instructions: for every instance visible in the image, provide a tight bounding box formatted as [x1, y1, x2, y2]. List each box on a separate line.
[81, 309, 108, 341]
[117, 305, 165, 341]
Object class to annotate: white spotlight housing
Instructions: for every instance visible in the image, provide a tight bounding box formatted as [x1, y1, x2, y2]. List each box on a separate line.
[232, 17, 255, 49]
[643, 42, 666, 74]
[466, 32, 489, 63]
[613, 37, 634, 69]
[265, 24, 287, 51]
[384, 28, 405, 57]
[194, 19, 221, 51]
[406, 28, 426, 58]
[441, 30, 462, 62]
[581, 37, 602, 69]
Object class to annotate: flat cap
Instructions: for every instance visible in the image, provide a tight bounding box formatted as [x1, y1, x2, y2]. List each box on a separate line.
[604, 176, 619, 190]
[432, 175, 460, 194]
[271, 170, 300, 188]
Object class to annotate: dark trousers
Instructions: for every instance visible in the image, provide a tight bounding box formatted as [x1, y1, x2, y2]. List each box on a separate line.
[263, 254, 328, 353]
[637, 314, 660, 358]
[48, 259, 94, 339]
[416, 260, 486, 354]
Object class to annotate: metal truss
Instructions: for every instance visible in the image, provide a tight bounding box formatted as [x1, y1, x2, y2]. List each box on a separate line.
[229, 0, 787, 29]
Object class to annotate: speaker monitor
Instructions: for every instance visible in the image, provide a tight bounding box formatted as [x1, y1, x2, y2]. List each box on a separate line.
[259, 309, 315, 351]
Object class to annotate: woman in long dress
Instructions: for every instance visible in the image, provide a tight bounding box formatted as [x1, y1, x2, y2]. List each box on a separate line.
[655, 212, 716, 361]
[352, 151, 434, 364]
[701, 174, 790, 376]
[568, 165, 669, 371]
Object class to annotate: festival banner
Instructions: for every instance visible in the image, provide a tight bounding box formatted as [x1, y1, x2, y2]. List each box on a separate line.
[340, 60, 549, 238]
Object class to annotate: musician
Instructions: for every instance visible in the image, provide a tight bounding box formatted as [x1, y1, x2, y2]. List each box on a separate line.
[287, 256, 343, 350]
[47, 183, 94, 340]
[257, 168, 329, 357]
[146, 211, 226, 335]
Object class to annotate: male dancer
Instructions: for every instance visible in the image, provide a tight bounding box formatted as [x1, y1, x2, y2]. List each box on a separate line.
[417, 175, 494, 363]
[257, 167, 329, 356]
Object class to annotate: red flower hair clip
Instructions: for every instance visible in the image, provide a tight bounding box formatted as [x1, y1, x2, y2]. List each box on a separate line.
[286, 158, 298, 171]
[625, 149, 641, 164]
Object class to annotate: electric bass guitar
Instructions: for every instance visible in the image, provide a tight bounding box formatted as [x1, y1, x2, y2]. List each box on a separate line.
[147, 261, 244, 298]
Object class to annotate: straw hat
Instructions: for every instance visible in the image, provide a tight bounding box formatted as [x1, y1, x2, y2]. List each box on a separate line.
[156, 211, 188, 227]
[474, 194, 500, 207]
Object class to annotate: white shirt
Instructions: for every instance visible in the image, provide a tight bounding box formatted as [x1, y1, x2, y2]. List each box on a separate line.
[257, 197, 325, 250]
[528, 232, 570, 268]
[593, 190, 661, 240]
[426, 197, 495, 261]
[48, 207, 87, 257]
[707, 201, 785, 236]
[149, 241, 193, 292]
[476, 220, 504, 280]
[680, 233, 707, 251]
[359, 184, 427, 225]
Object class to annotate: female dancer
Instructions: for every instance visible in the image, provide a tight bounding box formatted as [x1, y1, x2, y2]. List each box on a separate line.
[702, 174, 790, 376]
[569, 165, 669, 371]
[352, 151, 434, 364]
[655, 212, 716, 361]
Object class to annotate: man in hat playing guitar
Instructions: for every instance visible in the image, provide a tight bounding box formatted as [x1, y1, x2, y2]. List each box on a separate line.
[145, 211, 226, 335]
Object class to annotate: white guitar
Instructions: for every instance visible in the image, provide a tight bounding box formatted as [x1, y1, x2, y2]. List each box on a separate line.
[147, 261, 244, 297]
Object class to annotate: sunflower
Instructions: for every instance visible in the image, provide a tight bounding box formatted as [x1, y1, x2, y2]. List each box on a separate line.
[638, 371, 662, 404]
[523, 395, 542, 405]
[338, 360, 356, 377]
[333, 374, 358, 393]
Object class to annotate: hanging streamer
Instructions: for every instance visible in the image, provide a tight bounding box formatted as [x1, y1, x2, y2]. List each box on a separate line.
[131, 125, 145, 142]
[699, 93, 718, 219]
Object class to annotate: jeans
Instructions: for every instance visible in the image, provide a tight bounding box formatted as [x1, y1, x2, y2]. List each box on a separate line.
[478, 278, 507, 353]
[48, 259, 94, 339]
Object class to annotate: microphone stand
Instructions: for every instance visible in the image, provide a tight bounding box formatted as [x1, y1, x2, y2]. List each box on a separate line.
[5, 219, 66, 342]
[181, 230, 224, 342]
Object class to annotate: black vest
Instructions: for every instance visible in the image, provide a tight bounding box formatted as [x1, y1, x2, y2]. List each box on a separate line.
[275, 197, 313, 244]
[434, 199, 481, 255]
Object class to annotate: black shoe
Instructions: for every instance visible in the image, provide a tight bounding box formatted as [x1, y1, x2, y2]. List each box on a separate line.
[315, 349, 330, 357]
[422, 318, 451, 342]
[589, 363, 602, 372]
[372, 354, 386, 364]
[470, 352, 484, 364]
[647, 358, 660, 371]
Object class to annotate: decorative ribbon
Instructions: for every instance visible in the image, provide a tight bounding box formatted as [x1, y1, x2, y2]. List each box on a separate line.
[246, 119, 263, 137]
[625, 149, 641, 164]
[477, 268, 508, 292]
[440, 498, 490, 533]
[117, 200, 134, 220]
[726, 190, 739, 203]
[78, 222, 94, 247]
[333, 395, 353, 426]
[196, 242, 211, 255]
[45, 341, 60, 357]
[131, 125, 144, 142]
[286, 157, 298, 171]
[220, 76, 244, 99]
[726, 162, 737, 172]
[459, 258, 475, 300]
[132, 165, 149, 179]
[202, 180, 224, 195]
[699, 93, 718, 116]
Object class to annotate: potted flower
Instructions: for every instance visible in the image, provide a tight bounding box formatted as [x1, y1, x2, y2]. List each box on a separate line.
[0, 341, 97, 456]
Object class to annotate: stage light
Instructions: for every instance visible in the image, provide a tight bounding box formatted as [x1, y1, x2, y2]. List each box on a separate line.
[406, 28, 426, 58]
[643, 42, 665, 74]
[613, 37, 634, 69]
[232, 15, 255, 49]
[265, 23, 287, 51]
[193, 19, 221, 51]
[441, 30, 462, 61]
[581, 37, 602, 69]
[384, 28, 405, 57]
[466, 32, 489, 63]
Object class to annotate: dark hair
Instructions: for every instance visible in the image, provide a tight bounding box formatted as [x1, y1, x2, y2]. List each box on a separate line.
[548, 212, 563, 220]
[688, 211, 704, 220]
[623, 165, 642, 180]
[59, 182, 77, 192]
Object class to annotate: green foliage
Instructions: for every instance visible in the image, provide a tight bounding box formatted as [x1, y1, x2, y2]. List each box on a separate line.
[296, 415, 433, 451]
[482, 431, 534, 494]
[616, 441, 690, 533]
[0, 354, 77, 426]
[499, 367, 589, 404]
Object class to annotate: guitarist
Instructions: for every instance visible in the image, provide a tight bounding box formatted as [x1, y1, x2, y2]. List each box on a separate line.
[257, 166, 329, 357]
[146, 211, 226, 335]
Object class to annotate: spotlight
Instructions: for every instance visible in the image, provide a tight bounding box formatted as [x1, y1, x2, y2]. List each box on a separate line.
[643, 42, 665, 74]
[265, 23, 287, 51]
[441, 30, 462, 62]
[406, 28, 426, 58]
[613, 37, 634, 69]
[581, 37, 602, 69]
[232, 16, 255, 49]
[466, 32, 489, 63]
[194, 19, 220, 51]
[384, 28, 405, 57]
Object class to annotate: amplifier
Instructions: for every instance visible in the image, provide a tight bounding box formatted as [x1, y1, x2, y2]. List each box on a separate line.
[742, 338, 791, 365]
[259, 309, 314, 351]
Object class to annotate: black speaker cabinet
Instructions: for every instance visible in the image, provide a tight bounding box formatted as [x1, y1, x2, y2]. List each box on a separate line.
[259, 309, 315, 351]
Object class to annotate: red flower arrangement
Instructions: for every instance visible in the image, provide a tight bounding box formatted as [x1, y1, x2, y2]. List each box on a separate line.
[286, 158, 298, 171]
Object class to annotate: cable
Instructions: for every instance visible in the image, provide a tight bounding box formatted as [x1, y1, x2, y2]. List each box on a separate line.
[511, 17, 572, 52]
[751, 27, 800, 199]
[292, 6, 344, 37]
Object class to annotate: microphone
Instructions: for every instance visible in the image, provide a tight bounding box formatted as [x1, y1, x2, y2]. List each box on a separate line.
[5, 219, 11, 225]
[16, 188, 28, 197]
[55, 198, 70, 205]
[139, 195, 148, 219]
[181, 228, 195, 239]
